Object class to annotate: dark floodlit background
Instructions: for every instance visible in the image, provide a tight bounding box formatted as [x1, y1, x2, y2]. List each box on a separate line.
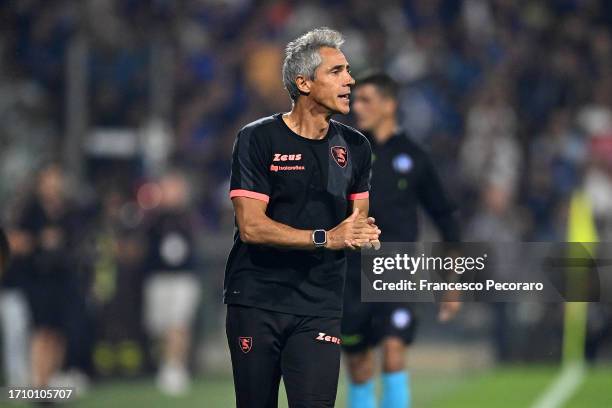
[0, 1, 611, 407]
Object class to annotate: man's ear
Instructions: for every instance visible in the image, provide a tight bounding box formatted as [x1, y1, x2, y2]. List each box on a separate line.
[385, 98, 398, 116]
[295, 75, 311, 96]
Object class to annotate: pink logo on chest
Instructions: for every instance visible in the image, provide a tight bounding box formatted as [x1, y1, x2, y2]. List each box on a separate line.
[273, 153, 302, 162]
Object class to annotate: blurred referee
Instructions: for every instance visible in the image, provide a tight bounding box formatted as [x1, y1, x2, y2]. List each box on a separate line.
[341, 72, 461, 408]
[225, 28, 380, 408]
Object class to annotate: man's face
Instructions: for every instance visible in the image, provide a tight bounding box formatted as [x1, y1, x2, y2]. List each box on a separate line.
[352, 84, 394, 132]
[306, 47, 354, 115]
[38, 165, 64, 200]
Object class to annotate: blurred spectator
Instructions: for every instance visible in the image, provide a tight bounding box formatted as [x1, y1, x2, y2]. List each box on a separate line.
[1, 225, 32, 387]
[582, 77, 612, 240]
[87, 190, 149, 379]
[460, 77, 521, 203]
[143, 171, 201, 395]
[526, 109, 586, 240]
[0, 226, 31, 387]
[14, 164, 86, 387]
[465, 184, 523, 362]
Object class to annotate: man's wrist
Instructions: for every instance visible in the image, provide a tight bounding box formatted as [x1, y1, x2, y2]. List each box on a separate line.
[312, 229, 327, 248]
[323, 230, 333, 249]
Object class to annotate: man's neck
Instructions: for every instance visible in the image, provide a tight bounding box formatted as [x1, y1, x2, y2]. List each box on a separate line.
[283, 99, 332, 140]
[372, 118, 398, 145]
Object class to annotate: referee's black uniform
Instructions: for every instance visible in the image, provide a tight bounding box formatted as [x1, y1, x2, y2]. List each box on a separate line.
[342, 130, 460, 353]
[225, 114, 372, 407]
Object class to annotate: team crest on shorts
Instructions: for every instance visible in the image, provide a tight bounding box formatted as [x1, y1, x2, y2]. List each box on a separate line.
[331, 146, 348, 168]
[239, 337, 253, 353]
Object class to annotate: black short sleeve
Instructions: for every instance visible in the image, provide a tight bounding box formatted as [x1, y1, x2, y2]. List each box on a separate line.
[349, 139, 372, 200]
[229, 128, 271, 203]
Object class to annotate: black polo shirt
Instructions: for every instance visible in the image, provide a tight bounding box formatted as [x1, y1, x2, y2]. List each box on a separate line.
[224, 113, 372, 317]
[368, 131, 459, 243]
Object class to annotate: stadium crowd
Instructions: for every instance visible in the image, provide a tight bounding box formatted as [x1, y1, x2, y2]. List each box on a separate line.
[1, 0, 611, 393]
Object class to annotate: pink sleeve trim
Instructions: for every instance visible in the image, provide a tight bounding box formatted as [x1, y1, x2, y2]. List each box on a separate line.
[230, 189, 270, 203]
[348, 191, 369, 200]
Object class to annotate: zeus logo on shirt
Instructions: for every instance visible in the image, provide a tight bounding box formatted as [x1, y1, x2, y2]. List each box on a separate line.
[273, 153, 302, 162]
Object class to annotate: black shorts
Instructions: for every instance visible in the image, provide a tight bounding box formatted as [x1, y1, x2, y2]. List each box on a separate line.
[226, 305, 342, 408]
[341, 296, 418, 354]
[25, 274, 77, 331]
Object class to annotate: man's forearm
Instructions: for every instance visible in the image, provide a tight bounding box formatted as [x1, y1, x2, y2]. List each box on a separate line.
[239, 216, 315, 250]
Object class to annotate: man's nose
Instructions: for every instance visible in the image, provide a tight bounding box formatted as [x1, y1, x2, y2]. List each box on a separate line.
[347, 73, 355, 86]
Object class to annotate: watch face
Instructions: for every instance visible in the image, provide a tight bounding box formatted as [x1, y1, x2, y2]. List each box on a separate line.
[314, 230, 326, 245]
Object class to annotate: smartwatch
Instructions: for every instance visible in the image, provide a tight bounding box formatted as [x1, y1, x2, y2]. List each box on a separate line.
[312, 229, 327, 248]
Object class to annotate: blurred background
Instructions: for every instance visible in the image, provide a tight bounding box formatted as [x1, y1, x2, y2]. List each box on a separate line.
[0, 0, 611, 406]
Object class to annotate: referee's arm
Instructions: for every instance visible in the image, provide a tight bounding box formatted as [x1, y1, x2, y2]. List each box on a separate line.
[417, 155, 460, 242]
[417, 155, 462, 320]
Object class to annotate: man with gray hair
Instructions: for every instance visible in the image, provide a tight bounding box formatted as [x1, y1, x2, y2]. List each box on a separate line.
[225, 27, 380, 407]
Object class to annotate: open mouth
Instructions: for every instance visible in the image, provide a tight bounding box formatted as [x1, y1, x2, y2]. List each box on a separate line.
[338, 93, 350, 101]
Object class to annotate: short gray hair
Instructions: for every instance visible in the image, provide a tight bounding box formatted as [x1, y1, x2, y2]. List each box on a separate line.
[282, 27, 345, 101]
